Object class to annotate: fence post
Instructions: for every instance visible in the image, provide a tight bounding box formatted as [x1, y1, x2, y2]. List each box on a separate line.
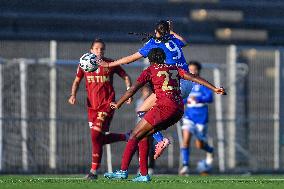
[274, 50, 280, 170]
[0, 63, 2, 171]
[20, 60, 28, 171]
[226, 45, 237, 169]
[213, 68, 225, 172]
[49, 40, 57, 169]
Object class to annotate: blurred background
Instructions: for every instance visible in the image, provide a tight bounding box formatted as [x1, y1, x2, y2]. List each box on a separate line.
[0, 0, 284, 174]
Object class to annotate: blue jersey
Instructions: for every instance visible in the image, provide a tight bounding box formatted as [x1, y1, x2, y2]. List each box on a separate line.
[183, 83, 213, 124]
[139, 34, 188, 72]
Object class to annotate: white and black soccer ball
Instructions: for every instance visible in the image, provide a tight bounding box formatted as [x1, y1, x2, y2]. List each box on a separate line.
[79, 53, 99, 72]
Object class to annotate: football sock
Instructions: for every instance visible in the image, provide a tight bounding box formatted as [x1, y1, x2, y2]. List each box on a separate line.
[121, 138, 139, 171]
[202, 143, 214, 153]
[181, 147, 190, 166]
[102, 133, 126, 144]
[153, 131, 164, 142]
[90, 129, 103, 171]
[138, 138, 149, 176]
[206, 152, 214, 165]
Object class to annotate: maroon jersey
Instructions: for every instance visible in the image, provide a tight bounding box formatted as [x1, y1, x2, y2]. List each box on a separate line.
[76, 58, 127, 111]
[136, 63, 186, 109]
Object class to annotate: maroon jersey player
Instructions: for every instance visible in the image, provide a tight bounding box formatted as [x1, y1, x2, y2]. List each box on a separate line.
[104, 48, 225, 182]
[68, 39, 132, 179]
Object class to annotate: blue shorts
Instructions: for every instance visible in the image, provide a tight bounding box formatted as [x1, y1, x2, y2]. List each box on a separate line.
[180, 79, 193, 99]
[181, 118, 207, 141]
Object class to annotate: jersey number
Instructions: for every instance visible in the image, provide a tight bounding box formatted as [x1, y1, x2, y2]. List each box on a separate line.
[157, 70, 179, 91]
[165, 40, 181, 60]
[97, 112, 108, 121]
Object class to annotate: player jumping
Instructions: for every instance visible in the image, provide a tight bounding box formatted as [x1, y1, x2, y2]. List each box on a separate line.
[100, 20, 193, 159]
[104, 48, 225, 182]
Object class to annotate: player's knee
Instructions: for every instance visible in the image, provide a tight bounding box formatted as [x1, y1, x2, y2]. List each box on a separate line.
[129, 131, 140, 140]
[182, 143, 189, 148]
[182, 139, 190, 148]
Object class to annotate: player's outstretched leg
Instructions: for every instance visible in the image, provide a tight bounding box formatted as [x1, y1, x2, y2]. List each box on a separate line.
[102, 132, 128, 144]
[154, 137, 171, 160]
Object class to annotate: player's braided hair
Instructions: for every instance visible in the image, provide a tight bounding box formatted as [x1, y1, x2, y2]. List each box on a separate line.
[148, 48, 166, 64]
[128, 20, 171, 43]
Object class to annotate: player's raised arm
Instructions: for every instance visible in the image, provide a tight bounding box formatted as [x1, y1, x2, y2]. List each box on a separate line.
[110, 82, 143, 109]
[100, 52, 143, 68]
[179, 69, 226, 95]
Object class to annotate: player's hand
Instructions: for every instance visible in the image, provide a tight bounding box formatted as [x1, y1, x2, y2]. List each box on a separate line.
[68, 95, 76, 105]
[214, 87, 227, 95]
[110, 102, 119, 109]
[126, 97, 133, 104]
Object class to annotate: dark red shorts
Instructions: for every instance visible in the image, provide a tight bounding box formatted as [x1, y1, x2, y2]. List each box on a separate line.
[88, 108, 114, 132]
[144, 104, 184, 131]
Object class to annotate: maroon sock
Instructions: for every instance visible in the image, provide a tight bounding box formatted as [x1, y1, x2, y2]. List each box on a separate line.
[121, 138, 139, 171]
[90, 129, 103, 171]
[102, 133, 126, 144]
[138, 138, 149, 176]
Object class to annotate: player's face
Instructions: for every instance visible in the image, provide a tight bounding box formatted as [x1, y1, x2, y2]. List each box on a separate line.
[90, 42, 105, 58]
[189, 65, 200, 75]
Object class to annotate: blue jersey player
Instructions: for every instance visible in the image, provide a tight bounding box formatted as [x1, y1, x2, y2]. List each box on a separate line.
[100, 20, 193, 160]
[179, 61, 214, 175]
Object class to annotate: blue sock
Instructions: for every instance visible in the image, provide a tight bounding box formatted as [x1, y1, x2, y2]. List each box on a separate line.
[202, 143, 214, 153]
[137, 111, 146, 118]
[153, 131, 164, 142]
[181, 147, 190, 166]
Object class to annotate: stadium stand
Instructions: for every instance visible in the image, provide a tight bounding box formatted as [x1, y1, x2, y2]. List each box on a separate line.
[1, 0, 284, 45]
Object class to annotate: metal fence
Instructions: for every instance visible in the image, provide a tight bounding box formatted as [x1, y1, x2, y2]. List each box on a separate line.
[0, 40, 283, 174]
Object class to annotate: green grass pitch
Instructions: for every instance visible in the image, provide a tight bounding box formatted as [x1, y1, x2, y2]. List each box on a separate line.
[1, 175, 284, 189]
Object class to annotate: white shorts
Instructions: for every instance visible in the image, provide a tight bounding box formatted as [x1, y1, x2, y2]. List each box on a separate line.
[181, 118, 207, 141]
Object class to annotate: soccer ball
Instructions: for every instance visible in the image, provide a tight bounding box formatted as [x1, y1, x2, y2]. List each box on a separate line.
[79, 53, 99, 72]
